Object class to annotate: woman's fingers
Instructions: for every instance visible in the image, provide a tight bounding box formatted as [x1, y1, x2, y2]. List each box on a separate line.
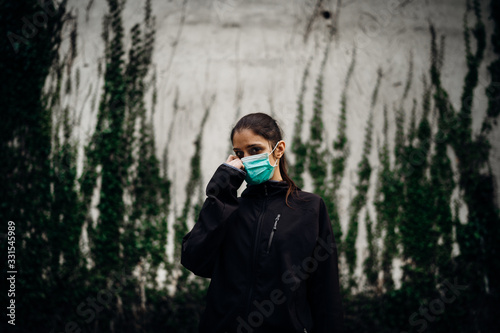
[233, 159, 245, 170]
[225, 155, 245, 170]
[226, 155, 236, 163]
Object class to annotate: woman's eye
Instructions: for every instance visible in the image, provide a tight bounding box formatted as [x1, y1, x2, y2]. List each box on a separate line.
[236, 152, 243, 158]
[251, 147, 261, 154]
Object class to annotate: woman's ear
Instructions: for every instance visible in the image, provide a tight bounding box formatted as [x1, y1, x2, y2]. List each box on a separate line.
[276, 140, 285, 158]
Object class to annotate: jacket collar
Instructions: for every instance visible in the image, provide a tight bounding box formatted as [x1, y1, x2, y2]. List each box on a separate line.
[241, 180, 291, 198]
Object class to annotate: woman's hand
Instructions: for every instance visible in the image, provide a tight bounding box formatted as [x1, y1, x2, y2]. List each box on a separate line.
[225, 154, 245, 171]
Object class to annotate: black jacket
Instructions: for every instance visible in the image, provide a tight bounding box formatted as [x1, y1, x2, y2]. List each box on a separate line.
[181, 163, 344, 333]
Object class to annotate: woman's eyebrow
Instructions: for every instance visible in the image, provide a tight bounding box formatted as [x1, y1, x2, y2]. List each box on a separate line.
[233, 143, 262, 150]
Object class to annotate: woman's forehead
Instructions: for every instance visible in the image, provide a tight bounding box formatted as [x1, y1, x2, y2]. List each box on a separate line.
[232, 129, 267, 148]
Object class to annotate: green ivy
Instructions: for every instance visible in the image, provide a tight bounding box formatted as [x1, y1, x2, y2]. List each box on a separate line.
[174, 95, 214, 294]
[3, 0, 500, 331]
[344, 68, 380, 289]
[289, 57, 311, 189]
[307, 45, 329, 198]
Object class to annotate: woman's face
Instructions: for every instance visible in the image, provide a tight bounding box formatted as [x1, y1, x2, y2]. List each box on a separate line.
[232, 129, 284, 165]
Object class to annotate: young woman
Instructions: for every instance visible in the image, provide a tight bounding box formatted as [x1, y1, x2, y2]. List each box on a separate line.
[181, 112, 344, 333]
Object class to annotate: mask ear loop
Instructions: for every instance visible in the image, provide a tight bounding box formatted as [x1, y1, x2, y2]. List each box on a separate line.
[269, 140, 282, 167]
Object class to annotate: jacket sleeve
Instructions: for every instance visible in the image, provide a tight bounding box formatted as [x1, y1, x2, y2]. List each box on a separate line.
[180, 163, 246, 278]
[306, 198, 344, 333]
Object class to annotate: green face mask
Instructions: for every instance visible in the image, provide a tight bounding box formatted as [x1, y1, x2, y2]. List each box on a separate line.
[241, 140, 282, 185]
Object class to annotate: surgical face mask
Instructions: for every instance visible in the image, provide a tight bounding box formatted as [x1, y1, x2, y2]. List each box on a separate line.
[241, 140, 282, 185]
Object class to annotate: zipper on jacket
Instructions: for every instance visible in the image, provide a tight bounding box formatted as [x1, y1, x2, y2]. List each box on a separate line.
[266, 213, 280, 254]
[245, 183, 268, 316]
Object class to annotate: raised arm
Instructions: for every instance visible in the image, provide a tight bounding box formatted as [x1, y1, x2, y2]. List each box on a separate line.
[180, 163, 246, 278]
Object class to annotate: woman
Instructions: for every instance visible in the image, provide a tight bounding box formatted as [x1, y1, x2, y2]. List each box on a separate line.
[181, 112, 344, 333]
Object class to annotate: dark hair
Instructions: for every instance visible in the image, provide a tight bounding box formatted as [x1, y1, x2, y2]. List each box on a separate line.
[230, 112, 308, 209]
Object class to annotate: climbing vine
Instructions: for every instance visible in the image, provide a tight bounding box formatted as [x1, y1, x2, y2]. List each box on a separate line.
[307, 45, 330, 198]
[2, 0, 499, 332]
[290, 57, 311, 190]
[344, 68, 380, 289]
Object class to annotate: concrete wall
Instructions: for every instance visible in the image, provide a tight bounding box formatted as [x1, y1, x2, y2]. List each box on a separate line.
[65, 0, 499, 290]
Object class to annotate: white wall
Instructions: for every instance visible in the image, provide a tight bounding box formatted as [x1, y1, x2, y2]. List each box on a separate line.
[64, 0, 499, 291]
